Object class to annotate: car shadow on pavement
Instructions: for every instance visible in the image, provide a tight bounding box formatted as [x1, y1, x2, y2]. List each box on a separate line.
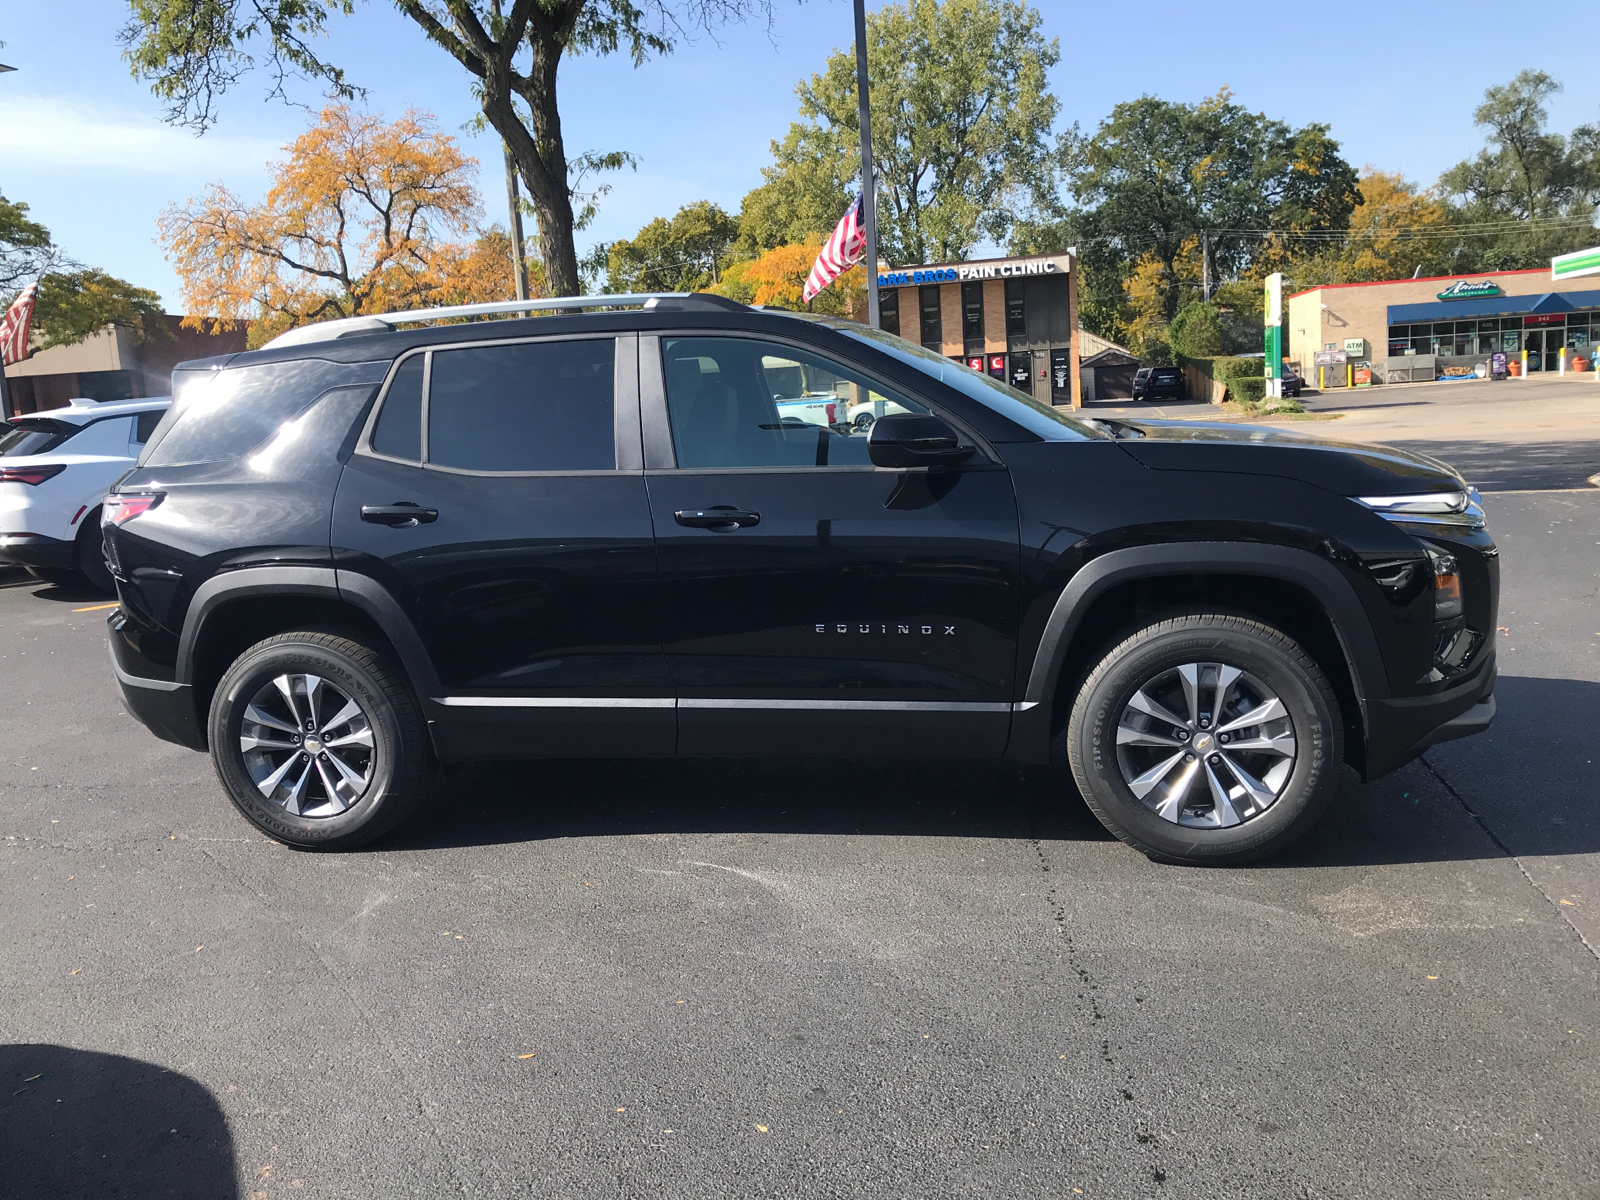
[393, 757, 1114, 850]
[0, 1044, 238, 1200]
[1374, 438, 1600, 491]
[388, 676, 1600, 870]
[0, 566, 112, 604]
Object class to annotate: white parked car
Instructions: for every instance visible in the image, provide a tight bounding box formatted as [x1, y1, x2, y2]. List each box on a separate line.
[0, 398, 170, 592]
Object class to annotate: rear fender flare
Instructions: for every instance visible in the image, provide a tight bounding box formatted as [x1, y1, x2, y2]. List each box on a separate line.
[174, 566, 441, 698]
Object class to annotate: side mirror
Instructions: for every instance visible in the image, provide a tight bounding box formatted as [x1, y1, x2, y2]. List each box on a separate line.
[867, 413, 974, 469]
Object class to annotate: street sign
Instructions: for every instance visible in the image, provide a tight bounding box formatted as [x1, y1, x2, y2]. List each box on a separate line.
[1264, 273, 1283, 395]
[1552, 245, 1600, 282]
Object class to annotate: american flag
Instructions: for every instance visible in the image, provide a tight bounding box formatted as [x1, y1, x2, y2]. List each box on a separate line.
[801, 194, 866, 303]
[0, 282, 39, 366]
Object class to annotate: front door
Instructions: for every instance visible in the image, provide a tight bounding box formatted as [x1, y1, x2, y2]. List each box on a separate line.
[331, 332, 674, 758]
[641, 333, 1022, 757]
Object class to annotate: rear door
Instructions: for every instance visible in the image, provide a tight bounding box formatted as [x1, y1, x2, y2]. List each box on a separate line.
[641, 332, 1022, 758]
[331, 332, 674, 758]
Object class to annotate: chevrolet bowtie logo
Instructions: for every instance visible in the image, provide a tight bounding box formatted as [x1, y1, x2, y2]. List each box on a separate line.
[816, 623, 955, 635]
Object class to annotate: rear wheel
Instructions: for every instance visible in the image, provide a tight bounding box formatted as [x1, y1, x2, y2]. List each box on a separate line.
[207, 629, 433, 850]
[75, 514, 115, 595]
[1066, 613, 1342, 865]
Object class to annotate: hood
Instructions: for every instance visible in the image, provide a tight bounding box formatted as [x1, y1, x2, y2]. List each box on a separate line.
[1095, 418, 1464, 496]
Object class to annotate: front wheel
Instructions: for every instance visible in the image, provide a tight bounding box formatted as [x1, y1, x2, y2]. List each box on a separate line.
[1066, 613, 1343, 865]
[207, 629, 433, 850]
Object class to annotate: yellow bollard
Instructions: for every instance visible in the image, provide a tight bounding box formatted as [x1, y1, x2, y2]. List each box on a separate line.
[1319, 365, 1325, 390]
[1346, 362, 1353, 388]
[1559, 346, 1566, 375]
[1522, 348, 1528, 377]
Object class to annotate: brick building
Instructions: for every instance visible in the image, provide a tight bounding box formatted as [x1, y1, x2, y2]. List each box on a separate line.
[874, 252, 1080, 406]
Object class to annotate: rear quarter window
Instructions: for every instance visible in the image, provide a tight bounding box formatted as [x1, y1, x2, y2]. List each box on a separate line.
[143, 357, 387, 467]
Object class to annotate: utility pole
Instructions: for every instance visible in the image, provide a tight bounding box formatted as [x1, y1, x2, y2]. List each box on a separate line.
[490, 0, 530, 301]
[852, 0, 879, 328]
[1201, 232, 1212, 302]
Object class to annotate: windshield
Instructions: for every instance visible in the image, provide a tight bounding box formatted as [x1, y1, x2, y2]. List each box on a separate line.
[839, 325, 1105, 442]
[0, 423, 74, 458]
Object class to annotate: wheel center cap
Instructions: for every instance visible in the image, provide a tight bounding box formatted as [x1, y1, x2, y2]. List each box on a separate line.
[1192, 733, 1214, 754]
[303, 735, 324, 754]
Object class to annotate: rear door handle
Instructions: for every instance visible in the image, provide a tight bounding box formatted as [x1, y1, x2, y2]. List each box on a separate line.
[361, 503, 438, 528]
[674, 507, 760, 530]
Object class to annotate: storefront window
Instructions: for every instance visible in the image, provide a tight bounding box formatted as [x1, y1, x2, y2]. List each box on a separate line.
[919, 285, 942, 349]
[1004, 279, 1026, 336]
[1501, 330, 1521, 353]
[879, 288, 900, 338]
[961, 282, 984, 345]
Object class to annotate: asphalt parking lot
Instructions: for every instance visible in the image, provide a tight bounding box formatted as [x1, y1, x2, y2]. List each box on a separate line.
[2, 471, 1597, 1196]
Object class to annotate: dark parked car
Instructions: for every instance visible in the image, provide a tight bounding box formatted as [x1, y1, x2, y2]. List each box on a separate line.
[1282, 364, 1304, 397]
[1131, 365, 1186, 401]
[105, 294, 1498, 865]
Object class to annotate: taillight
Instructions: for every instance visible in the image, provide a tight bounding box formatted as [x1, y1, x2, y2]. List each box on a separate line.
[103, 493, 163, 526]
[826, 403, 837, 424]
[0, 464, 65, 485]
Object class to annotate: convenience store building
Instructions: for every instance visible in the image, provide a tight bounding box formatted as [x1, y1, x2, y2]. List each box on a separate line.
[1287, 268, 1600, 385]
[875, 252, 1080, 406]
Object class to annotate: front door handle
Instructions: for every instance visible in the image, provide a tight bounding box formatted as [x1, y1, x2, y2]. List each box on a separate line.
[674, 507, 760, 530]
[361, 503, 438, 528]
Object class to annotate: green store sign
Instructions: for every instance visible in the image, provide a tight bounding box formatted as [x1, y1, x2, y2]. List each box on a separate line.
[1436, 280, 1501, 300]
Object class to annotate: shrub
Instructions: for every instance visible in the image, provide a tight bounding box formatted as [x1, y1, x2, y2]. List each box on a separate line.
[1169, 302, 1225, 359]
[1229, 376, 1267, 406]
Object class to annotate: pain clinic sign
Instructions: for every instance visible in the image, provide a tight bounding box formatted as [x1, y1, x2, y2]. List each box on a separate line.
[877, 257, 1065, 287]
[1263, 272, 1283, 381]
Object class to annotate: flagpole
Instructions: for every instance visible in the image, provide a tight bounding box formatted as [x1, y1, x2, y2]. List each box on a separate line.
[852, 0, 879, 329]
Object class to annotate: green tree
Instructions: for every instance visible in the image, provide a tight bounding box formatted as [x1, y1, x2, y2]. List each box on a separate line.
[1167, 300, 1224, 359]
[121, 0, 775, 297]
[605, 200, 740, 292]
[1065, 89, 1361, 325]
[1439, 71, 1600, 270]
[1, 193, 169, 356]
[32, 269, 170, 351]
[755, 0, 1060, 266]
[1, 193, 53, 295]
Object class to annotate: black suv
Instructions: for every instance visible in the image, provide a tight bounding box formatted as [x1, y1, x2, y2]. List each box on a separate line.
[1131, 366, 1185, 401]
[105, 294, 1498, 864]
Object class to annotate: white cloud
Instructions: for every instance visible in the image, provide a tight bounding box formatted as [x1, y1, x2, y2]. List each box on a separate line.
[0, 94, 282, 178]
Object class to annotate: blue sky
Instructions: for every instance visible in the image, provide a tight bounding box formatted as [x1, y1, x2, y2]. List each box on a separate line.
[5, 0, 1600, 308]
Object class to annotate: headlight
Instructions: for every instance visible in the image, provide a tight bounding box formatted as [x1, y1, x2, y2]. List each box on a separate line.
[1354, 488, 1485, 529]
[1423, 545, 1463, 619]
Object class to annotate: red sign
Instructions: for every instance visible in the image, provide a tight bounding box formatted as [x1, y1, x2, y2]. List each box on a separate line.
[989, 355, 1005, 371]
[1525, 313, 1565, 325]
[966, 356, 984, 371]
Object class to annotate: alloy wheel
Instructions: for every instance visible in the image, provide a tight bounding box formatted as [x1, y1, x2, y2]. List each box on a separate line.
[1114, 662, 1297, 828]
[240, 673, 375, 818]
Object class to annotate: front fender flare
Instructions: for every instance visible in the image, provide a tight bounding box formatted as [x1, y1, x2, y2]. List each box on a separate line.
[1004, 542, 1387, 764]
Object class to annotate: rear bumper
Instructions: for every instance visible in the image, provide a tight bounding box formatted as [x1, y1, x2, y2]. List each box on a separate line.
[1363, 654, 1496, 778]
[0, 532, 75, 569]
[108, 633, 206, 752]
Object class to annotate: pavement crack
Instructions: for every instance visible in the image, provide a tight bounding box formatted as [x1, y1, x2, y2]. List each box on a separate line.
[1420, 753, 1597, 961]
[1026, 830, 1165, 1181]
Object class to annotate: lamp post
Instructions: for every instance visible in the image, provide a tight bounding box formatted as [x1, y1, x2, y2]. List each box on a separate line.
[852, 0, 879, 329]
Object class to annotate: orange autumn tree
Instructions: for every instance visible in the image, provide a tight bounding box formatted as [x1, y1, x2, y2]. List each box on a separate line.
[160, 105, 534, 348]
[715, 238, 865, 320]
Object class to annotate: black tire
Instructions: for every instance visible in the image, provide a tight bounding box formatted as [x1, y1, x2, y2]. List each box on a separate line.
[1065, 613, 1343, 865]
[76, 513, 115, 595]
[207, 629, 433, 850]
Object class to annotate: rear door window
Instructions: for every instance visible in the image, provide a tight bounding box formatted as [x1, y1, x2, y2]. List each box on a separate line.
[132, 410, 164, 445]
[425, 339, 615, 472]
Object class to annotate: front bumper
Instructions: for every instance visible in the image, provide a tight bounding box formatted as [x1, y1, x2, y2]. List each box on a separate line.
[1363, 653, 1497, 778]
[0, 532, 75, 569]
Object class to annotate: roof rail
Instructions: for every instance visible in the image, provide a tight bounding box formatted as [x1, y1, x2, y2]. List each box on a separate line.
[259, 292, 748, 351]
